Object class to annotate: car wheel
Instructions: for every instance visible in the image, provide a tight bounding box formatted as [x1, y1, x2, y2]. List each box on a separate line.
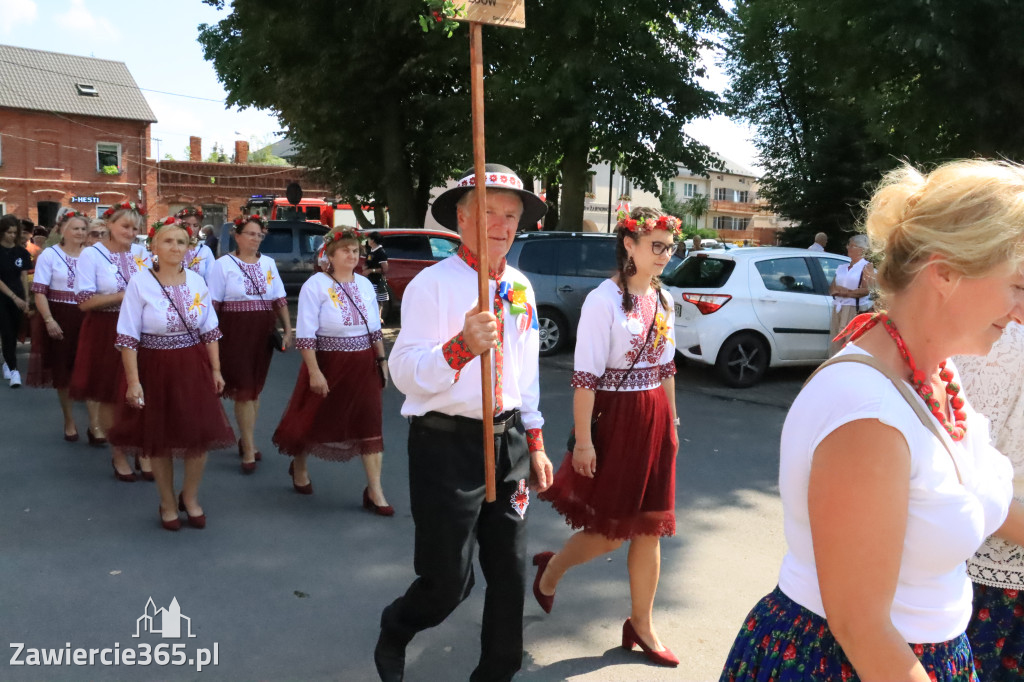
[537, 307, 568, 356]
[715, 332, 769, 388]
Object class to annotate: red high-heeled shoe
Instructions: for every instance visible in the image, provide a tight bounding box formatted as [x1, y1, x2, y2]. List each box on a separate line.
[134, 455, 154, 481]
[112, 459, 136, 483]
[621, 618, 679, 667]
[238, 439, 262, 461]
[178, 493, 206, 529]
[88, 429, 107, 447]
[362, 487, 394, 516]
[159, 506, 181, 531]
[532, 552, 556, 613]
[288, 461, 313, 495]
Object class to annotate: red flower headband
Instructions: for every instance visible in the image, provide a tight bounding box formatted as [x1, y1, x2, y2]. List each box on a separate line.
[615, 211, 683, 239]
[147, 216, 192, 246]
[176, 206, 204, 220]
[322, 227, 361, 246]
[102, 200, 146, 220]
[58, 210, 80, 223]
[233, 214, 267, 231]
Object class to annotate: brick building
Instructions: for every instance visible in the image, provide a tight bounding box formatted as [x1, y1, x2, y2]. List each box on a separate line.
[0, 44, 327, 228]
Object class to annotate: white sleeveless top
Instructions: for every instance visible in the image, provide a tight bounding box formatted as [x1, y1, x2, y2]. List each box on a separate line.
[777, 345, 1013, 643]
[833, 258, 871, 311]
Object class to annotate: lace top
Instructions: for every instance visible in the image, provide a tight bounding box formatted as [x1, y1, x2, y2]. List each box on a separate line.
[955, 322, 1024, 589]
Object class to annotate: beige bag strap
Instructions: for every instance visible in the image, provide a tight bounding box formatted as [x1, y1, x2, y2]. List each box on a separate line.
[804, 354, 964, 485]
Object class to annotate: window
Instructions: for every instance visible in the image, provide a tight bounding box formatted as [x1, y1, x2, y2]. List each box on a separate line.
[682, 182, 697, 198]
[96, 205, 110, 218]
[663, 256, 736, 288]
[428, 237, 459, 260]
[305, 206, 321, 221]
[713, 216, 750, 231]
[0, 202, 5, 216]
[382, 235, 431, 260]
[573, 239, 618, 278]
[260, 228, 293, 255]
[299, 229, 324, 254]
[737, 191, 749, 203]
[517, 240, 558, 276]
[276, 205, 306, 221]
[817, 257, 847, 286]
[755, 258, 815, 295]
[76, 83, 99, 97]
[683, 215, 697, 229]
[714, 187, 728, 201]
[96, 142, 121, 172]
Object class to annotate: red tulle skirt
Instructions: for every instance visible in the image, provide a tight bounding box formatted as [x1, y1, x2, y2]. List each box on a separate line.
[69, 311, 123, 403]
[540, 388, 677, 540]
[27, 301, 83, 389]
[107, 344, 235, 458]
[272, 348, 383, 461]
[218, 308, 276, 401]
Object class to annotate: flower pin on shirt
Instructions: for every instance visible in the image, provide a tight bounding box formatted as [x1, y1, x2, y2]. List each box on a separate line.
[328, 286, 342, 309]
[188, 253, 202, 270]
[133, 254, 148, 270]
[653, 311, 674, 350]
[266, 269, 275, 285]
[188, 292, 207, 313]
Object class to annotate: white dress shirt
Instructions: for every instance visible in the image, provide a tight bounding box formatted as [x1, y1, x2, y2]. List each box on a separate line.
[31, 246, 79, 304]
[207, 254, 287, 312]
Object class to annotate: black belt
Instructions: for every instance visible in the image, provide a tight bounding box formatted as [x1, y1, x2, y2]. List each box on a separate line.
[413, 409, 521, 435]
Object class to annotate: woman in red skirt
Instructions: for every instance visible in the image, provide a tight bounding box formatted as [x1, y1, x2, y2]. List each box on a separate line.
[71, 201, 151, 481]
[207, 214, 291, 473]
[273, 227, 391, 514]
[536, 207, 680, 666]
[27, 211, 92, 439]
[109, 217, 234, 531]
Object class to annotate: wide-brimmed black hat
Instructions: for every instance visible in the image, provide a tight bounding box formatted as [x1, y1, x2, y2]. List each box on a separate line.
[431, 164, 547, 230]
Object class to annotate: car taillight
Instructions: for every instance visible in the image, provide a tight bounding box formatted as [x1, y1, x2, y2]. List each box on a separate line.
[682, 293, 731, 315]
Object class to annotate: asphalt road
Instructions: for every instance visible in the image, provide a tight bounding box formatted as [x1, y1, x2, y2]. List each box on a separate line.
[0, 336, 813, 681]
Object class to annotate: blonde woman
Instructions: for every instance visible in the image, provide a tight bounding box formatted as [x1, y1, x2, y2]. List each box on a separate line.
[721, 160, 1024, 682]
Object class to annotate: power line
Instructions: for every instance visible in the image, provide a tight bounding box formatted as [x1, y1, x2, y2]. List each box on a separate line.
[0, 58, 226, 103]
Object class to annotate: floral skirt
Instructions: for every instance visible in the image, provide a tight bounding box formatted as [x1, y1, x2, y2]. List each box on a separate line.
[539, 387, 676, 540]
[720, 587, 977, 682]
[966, 583, 1024, 682]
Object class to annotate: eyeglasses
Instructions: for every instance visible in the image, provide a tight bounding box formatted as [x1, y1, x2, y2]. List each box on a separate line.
[88, 231, 107, 239]
[650, 241, 679, 256]
[240, 231, 264, 240]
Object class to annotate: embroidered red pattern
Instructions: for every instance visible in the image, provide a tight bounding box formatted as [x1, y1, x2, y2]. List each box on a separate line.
[624, 292, 665, 365]
[443, 331, 475, 371]
[525, 428, 544, 453]
[45, 290, 78, 304]
[114, 333, 138, 351]
[218, 299, 277, 313]
[30, 282, 49, 295]
[571, 371, 600, 391]
[237, 260, 268, 296]
[594, 366, 666, 391]
[296, 332, 382, 352]
[659, 361, 676, 379]
[332, 281, 370, 327]
[164, 283, 201, 334]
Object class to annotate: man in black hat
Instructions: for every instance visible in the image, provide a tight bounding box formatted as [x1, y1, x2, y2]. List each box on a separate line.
[375, 165, 553, 682]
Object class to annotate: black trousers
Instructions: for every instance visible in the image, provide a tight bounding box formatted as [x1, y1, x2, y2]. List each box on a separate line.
[381, 411, 532, 682]
[0, 298, 22, 371]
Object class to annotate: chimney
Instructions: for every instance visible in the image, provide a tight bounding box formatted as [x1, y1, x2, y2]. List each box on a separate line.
[189, 136, 202, 162]
[234, 140, 249, 164]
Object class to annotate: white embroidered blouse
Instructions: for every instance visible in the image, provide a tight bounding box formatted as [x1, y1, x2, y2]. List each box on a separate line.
[75, 243, 148, 311]
[294, 272, 382, 352]
[207, 254, 287, 313]
[571, 279, 677, 392]
[955, 322, 1024, 589]
[184, 244, 216, 280]
[30, 246, 80, 304]
[114, 270, 221, 351]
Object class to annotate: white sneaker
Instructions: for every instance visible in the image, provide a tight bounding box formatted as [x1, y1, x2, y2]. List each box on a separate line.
[9, 370, 21, 388]
[1, 363, 9, 380]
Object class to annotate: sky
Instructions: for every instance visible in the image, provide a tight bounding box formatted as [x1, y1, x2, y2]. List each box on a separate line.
[0, 0, 760, 173]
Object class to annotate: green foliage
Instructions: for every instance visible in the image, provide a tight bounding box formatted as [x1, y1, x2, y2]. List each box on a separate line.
[101, 165, 121, 175]
[726, 0, 1024, 247]
[419, 0, 463, 37]
[205, 143, 230, 163]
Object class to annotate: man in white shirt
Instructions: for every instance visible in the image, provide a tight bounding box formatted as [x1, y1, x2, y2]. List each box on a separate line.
[808, 232, 827, 251]
[375, 165, 553, 682]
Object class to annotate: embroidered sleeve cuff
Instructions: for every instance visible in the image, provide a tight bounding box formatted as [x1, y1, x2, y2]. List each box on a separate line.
[200, 327, 223, 344]
[295, 337, 317, 350]
[75, 291, 95, 304]
[660, 361, 677, 379]
[30, 282, 49, 295]
[526, 428, 544, 453]
[371, 329, 384, 343]
[570, 371, 599, 391]
[442, 331, 475, 371]
[272, 297, 288, 310]
[114, 333, 138, 351]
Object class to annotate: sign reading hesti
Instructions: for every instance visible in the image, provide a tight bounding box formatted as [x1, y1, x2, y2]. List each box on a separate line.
[453, 0, 525, 28]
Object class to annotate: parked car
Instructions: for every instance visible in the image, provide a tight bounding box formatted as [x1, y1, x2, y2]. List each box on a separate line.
[662, 247, 851, 387]
[357, 227, 461, 320]
[505, 232, 618, 356]
[216, 220, 327, 296]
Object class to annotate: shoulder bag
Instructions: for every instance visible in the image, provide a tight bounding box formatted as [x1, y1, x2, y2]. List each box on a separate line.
[331, 276, 386, 389]
[148, 270, 201, 347]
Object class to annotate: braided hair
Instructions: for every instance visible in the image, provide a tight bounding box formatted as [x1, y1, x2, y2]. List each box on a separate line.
[615, 206, 672, 314]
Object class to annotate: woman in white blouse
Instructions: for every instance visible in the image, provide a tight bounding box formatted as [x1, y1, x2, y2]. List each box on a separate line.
[956, 324, 1024, 681]
[207, 215, 291, 473]
[536, 207, 680, 667]
[177, 207, 216, 281]
[26, 212, 93, 440]
[70, 201, 151, 481]
[828, 234, 875, 356]
[108, 217, 234, 531]
[273, 227, 391, 513]
[720, 159, 1024, 682]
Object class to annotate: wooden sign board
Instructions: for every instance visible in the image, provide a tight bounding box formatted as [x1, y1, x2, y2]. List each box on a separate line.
[453, 0, 525, 29]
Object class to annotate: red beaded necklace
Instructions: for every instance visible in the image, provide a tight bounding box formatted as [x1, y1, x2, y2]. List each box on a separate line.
[841, 312, 967, 441]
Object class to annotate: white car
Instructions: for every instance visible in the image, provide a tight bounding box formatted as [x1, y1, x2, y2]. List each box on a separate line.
[662, 247, 851, 387]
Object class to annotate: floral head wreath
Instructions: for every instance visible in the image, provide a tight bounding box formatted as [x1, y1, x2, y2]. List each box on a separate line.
[233, 214, 267, 231]
[615, 210, 683, 239]
[322, 227, 361, 246]
[57, 210, 81, 225]
[102, 200, 146, 220]
[176, 206, 204, 221]
[147, 216, 192, 248]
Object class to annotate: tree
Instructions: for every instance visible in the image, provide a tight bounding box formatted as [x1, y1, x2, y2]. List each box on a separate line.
[205, 143, 230, 163]
[725, 0, 1024, 247]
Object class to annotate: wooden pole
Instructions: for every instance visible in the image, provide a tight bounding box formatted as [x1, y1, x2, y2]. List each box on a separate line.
[470, 22, 498, 503]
